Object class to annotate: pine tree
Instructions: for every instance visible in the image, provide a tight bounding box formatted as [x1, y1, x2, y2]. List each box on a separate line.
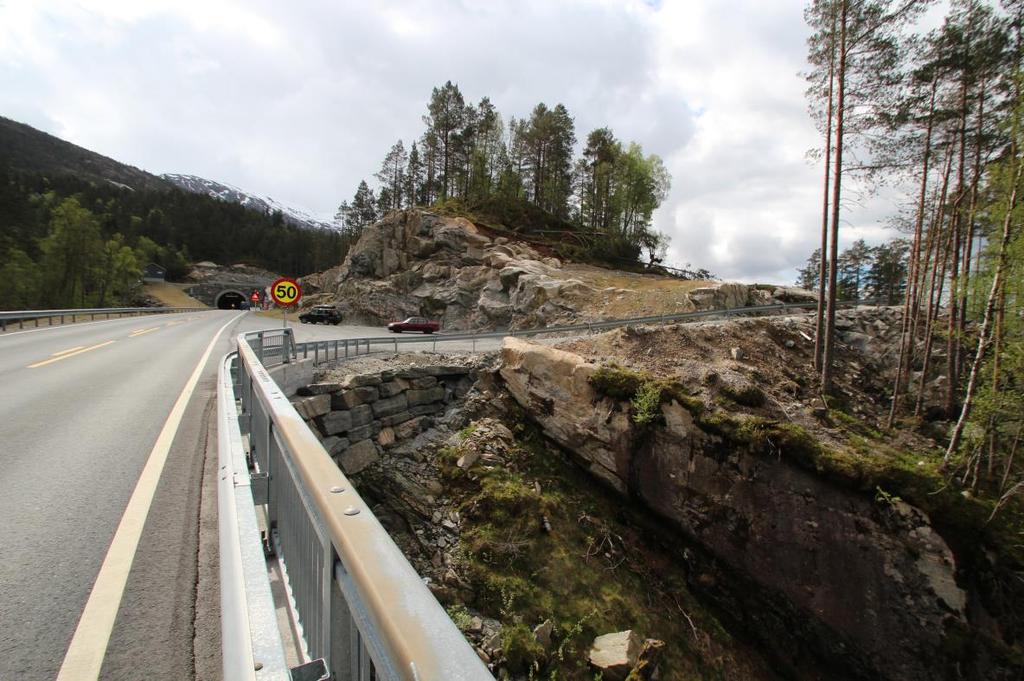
[405, 142, 423, 207]
[866, 239, 909, 304]
[837, 238, 872, 300]
[349, 180, 378, 230]
[375, 140, 407, 211]
[423, 81, 466, 199]
[796, 248, 823, 290]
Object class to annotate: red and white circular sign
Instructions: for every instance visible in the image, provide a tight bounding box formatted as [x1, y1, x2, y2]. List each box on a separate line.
[269, 277, 301, 306]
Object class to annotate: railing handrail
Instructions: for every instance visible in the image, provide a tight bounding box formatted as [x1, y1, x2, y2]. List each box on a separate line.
[0, 306, 206, 321]
[282, 298, 882, 363]
[232, 333, 493, 680]
[218, 352, 292, 681]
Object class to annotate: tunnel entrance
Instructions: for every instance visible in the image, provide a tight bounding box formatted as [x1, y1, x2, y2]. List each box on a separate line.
[217, 291, 246, 309]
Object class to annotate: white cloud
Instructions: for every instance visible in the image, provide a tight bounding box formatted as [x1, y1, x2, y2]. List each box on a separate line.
[0, 0, 905, 283]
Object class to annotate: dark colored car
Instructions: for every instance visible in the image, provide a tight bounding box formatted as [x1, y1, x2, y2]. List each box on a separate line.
[299, 305, 343, 325]
[387, 316, 440, 334]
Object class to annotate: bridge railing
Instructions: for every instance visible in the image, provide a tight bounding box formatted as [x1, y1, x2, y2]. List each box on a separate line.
[0, 306, 207, 331]
[218, 329, 493, 681]
[288, 298, 877, 366]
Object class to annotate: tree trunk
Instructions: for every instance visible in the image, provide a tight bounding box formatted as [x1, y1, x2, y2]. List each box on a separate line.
[915, 210, 954, 418]
[946, 159, 1023, 460]
[958, 81, 986, 373]
[821, 0, 848, 395]
[944, 85, 969, 419]
[815, 7, 838, 373]
[888, 77, 937, 427]
[914, 139, 956, 417]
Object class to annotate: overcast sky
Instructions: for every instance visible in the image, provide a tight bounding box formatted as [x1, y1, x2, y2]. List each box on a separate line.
[0, 0, 912, 283]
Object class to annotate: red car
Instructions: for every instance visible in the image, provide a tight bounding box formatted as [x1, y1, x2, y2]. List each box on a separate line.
[387, 316, 440, 334]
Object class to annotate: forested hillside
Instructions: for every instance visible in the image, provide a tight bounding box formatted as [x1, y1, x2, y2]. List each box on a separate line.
[0, 115, 170, 192]
[0, 165, 345, 310]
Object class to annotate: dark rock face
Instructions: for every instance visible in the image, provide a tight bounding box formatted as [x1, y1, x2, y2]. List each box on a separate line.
[500, 337, 970, 681]
[637, 422, 963, 681]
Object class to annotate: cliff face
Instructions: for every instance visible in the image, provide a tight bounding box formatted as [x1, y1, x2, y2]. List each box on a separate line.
[496, 310, 1018, 681]
[300, 210, 815, 330]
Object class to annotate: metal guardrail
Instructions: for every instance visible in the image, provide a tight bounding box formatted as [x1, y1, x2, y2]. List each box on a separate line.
[0, 306, 207, 331]
[289, 298, 876, 365]
[219, 330, 493, 681]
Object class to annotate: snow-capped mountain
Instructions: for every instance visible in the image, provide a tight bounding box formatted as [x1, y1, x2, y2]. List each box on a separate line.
[162, 173, 336, 231]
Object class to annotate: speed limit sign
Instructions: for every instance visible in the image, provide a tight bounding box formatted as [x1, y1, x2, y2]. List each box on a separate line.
[270, 277, 301, 306]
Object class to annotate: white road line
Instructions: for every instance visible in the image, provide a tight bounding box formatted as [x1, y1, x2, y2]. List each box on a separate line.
[55, 314, 239, 681]
[27, 341, 117, 369]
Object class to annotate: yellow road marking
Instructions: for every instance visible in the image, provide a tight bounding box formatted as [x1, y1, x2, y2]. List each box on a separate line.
[129, 327, 159, 337]
[52, 345, 85, 357]
[55, 315, 238, 681]
[164, 320, 183, 327]
[28, 341, 116, 368]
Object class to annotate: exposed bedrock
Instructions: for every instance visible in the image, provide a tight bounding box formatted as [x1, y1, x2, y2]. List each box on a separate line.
[299, 210, 816, 330]
[499, 337, 968, 681]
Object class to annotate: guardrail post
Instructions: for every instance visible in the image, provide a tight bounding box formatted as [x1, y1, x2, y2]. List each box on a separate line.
[256, 332, 265, 364]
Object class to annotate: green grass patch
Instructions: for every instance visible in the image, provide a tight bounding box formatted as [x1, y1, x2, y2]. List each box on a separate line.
[720, 384, 767, 408]
[446, 421, 749, 679]
[589, 363, 705, 425]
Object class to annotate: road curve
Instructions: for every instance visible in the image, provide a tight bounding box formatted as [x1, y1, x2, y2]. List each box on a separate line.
[0, 311, 252, 680]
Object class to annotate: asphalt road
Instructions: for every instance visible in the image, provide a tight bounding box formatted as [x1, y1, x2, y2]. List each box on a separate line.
[0, 311, 417, 681]
[0, 309, 509, 681]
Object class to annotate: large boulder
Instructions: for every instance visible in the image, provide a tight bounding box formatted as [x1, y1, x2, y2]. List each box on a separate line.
[587, 630, 642, 681]
[500, 338, 633, 492]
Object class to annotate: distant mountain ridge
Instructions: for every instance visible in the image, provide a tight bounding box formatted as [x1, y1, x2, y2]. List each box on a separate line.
[0, 115, 335, 232]
[0, 115, 171, 191]
[161, 173, 335, 232]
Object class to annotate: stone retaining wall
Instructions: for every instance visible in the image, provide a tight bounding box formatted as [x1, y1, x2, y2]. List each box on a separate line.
[292, 364, 474, 474]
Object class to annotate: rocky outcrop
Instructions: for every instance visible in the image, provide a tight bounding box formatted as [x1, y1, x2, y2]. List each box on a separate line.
[500, 336, 968, 681]
[301, 210, 816, 330]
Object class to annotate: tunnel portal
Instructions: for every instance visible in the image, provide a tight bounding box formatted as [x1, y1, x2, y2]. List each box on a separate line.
[216, 290, 246, 309]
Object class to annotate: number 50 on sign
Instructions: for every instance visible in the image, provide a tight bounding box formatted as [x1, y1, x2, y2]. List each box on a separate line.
[270, 277, 301, 306]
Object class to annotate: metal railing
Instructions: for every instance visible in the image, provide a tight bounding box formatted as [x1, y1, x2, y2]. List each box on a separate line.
[289, 298, 875, 365]
[0, 306, 207, 331]
[218, 330, 493, 681]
